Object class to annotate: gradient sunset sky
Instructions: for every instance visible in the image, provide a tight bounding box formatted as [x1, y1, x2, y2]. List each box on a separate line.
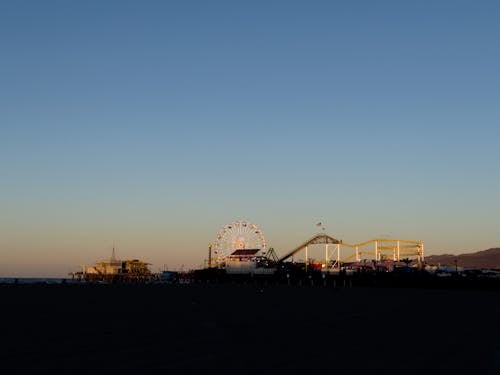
[1, 1, 499, 277]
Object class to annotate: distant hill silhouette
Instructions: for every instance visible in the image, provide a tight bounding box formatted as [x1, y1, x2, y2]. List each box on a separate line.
[425, 248, 500, 269]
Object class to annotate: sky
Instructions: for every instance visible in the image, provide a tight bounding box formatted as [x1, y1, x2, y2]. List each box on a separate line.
[1, 0, 499, 277]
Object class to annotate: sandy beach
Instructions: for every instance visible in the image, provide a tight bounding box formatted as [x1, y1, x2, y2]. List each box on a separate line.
[1, 283, 500, 374]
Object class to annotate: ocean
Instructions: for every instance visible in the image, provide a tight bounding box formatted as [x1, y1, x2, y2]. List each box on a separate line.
[0, 277, 72, 284]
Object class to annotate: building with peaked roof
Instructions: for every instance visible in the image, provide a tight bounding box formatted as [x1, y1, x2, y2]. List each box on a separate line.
[85, 259, 151, 276]
[227, 249, 260, 260]
[224, 249, 275, 275]
[77, 247, 153, 282]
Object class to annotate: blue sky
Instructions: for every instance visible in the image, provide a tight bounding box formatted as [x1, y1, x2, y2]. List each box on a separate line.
[1, 1, 499, 276]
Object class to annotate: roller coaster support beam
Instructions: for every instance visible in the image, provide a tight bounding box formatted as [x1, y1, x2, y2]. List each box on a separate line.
[325, 243, 328, 266]
[305, 245, 308, 272]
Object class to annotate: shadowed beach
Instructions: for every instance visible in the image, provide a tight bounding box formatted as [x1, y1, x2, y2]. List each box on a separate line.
[2, 284, 500, 375]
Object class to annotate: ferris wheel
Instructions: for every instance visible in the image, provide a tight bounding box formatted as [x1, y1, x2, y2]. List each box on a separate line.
[212, 220, 266, 258]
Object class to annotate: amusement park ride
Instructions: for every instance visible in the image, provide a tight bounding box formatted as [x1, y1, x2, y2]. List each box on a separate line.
[208, 220, 424, 273]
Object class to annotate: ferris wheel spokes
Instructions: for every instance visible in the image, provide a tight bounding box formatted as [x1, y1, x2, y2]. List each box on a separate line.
[213, 220, 266, 259]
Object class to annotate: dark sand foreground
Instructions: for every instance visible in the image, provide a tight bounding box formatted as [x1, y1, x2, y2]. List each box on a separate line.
[1, 284, 499, 374]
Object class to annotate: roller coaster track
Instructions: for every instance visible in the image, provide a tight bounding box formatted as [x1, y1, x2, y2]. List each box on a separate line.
[278, 234, 341, 263]
[278, 234, 423, 264]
